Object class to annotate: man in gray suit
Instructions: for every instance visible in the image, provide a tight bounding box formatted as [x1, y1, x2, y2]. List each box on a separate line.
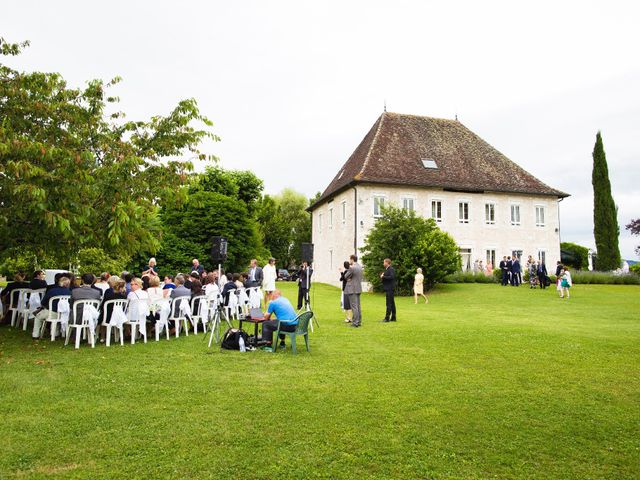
[343, 255, 363, 327]
[71, 273, 102, 304]
[170, 274, 192, 299]
[246, 259, 263, 288]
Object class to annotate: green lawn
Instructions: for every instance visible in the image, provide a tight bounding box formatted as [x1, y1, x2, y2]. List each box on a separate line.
[1, 282, 639, 479]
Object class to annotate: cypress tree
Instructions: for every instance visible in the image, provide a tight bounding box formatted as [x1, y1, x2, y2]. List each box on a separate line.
[591, 131, 621, 270]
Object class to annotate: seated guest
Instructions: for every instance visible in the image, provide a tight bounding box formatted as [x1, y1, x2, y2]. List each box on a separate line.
[146, 275, 164, 304]
[141, 275, 151, 290]
[234, 273, 245, 289]
[191, 279, 206, 312]
[46, 272, 65, 292]
[128, 277, 148, 303]
[221, 274, 237, 305]
[123, 273, 133, 295]
[32, 276, 72, 338]
[204, 272, 220, 298]
[99, 277, 127, 340]
[260, 290, 298, 351]
[186, 271, 200, 289]
[94, 272, 110, 295]
[30, 270, 48, 290]
[1, 272, 30, 324]
[218, 268, 228, 288]
[71, 273, 102, 304]
[170, 274, 191, 299]
[162, 275, 176, 298]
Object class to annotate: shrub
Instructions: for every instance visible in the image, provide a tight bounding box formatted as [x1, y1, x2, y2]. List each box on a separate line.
[75, 248, 131, 276]
[570, 271, 640, 285]
[361, 206, 460, 294]
[630, 263, 640, 275]
[444, 271, 497, 284]
[561, 242, 590, 270]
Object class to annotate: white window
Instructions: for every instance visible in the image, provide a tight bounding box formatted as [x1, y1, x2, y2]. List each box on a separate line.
[402, 197, 415, 212]
[422, 158, 438, 169]
[510, 204, 521, 226]
[537, 250, 546, 264]
[373, 195, 386, 218]
[318, 213, 323, 233]
[535, 206, 545, 227]
[460, 248, 472, 271]
[486, 249, 496, 267]
[512, 250, 523, 260]
[458, 202, 469, 224]
[341, 201, 346, 225]
[329, 207, 333, 229]
[485, 203, 495, 225]
[431, 200, 442, 223]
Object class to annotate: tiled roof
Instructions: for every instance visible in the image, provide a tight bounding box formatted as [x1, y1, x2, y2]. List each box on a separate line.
[309, 112, 569, 210]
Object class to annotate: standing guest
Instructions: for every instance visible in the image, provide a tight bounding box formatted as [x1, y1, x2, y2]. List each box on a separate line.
[142, 258, 158, 277]
[478, 260, 484, 274]
[262, 258, 277, 303]
[246, 259, 263, 288]
[485, 261, 493, 276]
[413, 267, 428, 304]
[529, 261, 538, 289]
[339, 262, 352, 323]
[32, 276, 72, 338]
[537, 261, 548, 289]
[259, 289, 298, 351]
[499, 256, 508, 286]
[30, 270, 48, 290]
[296, 260, 313, 310]
[560, 267, 572, 299]
[511, 257, 521, 286]
[71, 273, 102, 304]
[343, 255, 363, 328]
[473, 259, 479, 273]
[506, 256, 513, 285]
[94, 273, 110, 295]
[380, 258, 397, 322]
[191, 259, 205, 276]
[555, 261, 564, 291]
[162, 275, 176, 298]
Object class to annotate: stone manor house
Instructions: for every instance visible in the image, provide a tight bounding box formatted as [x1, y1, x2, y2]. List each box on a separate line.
[308, 112, 569, 286]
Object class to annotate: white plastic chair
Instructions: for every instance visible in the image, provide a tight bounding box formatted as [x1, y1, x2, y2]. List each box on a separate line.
[248, 287, 262, 309]
[237, 288, 250, 317]
[66, 299, 101, 349]
[190, 296, 208, 334]
[168, 296, 191, 338]
[152, 298, 172, 341]
[126, 298, 149, 344]
[224, 291, 239, 321]
[24, 288, 46, 332]
[9, 288, 30, 328]
[39, 295, 72, 341]
[101, 299, 129, 347]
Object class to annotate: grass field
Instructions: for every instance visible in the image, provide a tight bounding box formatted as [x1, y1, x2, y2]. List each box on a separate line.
[1, 282, 639, 479]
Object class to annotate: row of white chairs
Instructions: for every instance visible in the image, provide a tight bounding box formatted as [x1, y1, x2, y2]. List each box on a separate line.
[5, 286, 263, 349]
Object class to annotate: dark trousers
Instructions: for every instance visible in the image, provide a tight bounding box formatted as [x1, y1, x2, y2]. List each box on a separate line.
[261, 320, 296, 345]
[385, 290, 396, 320]
[297, 286, 309, 310]
[511, 273, 520, 286]
[538, 274, 546, 289]
[501, 271, 508, 286]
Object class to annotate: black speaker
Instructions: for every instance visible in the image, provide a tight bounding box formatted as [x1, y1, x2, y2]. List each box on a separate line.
[211, 236, 228, 264]
[301, 243, 314, 263]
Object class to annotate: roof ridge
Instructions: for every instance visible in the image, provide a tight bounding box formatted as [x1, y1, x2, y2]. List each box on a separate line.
[357, 112, 385, 179]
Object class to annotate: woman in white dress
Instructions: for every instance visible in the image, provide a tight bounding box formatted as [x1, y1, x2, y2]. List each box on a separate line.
[262, 257, 277, 303]
[413, 267, 428, 304]
[560, 267, 572, 299]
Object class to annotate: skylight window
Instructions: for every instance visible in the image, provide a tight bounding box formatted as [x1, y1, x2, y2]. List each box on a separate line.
[337, 169, 345, 179]
[422, 158, 438, 169]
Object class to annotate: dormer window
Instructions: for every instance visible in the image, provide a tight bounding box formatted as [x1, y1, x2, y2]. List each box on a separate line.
[422, 158, 437, 169]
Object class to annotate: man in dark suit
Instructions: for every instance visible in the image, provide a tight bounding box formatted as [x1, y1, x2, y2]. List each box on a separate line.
[537, 261, 548, 289]
[380, 258, 396, 322]
[246, 259, 263, 288]
[511, 257, 521, 286]
[296, 261, 313, 310]
[506, 256, 513, 285]
[499, 256, 508, 286]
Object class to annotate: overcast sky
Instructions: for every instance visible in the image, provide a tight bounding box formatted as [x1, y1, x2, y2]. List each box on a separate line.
[3, 0, 639, 258]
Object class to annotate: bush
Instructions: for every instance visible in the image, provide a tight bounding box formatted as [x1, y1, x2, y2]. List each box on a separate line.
[570, 271, 640, 285]
[75, 248, 131, 276]
[630, 263, 640, 275]
[444, 272, 497, 284]
[561, 242, 590, 270]
[361, 206, 460, 294]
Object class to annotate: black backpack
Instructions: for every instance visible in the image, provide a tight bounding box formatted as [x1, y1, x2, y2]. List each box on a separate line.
[221, 328, 249, 350]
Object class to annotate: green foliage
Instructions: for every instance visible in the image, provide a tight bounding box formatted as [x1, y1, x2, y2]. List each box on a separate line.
[361, 206, 460, 294]
[561, 242, 590, 270]
[627, 218, 640, 256]
[0, 37, 217, 269]
[75, 248, 131, 276]
[160, 191, 261, 274]
[444, 271, 497, 283]
[629, 263, 640, 275]
[256, 189, 311, 268]
[592, 132, 621, 270]
[191, 167, 264, 215]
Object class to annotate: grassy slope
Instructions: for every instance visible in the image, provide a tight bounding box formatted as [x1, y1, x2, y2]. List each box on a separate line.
[0, 283, 639, 479]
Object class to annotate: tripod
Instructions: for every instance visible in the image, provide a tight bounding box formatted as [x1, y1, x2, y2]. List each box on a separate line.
[207, 294, 233, 348]
[298, 264, 318, 331]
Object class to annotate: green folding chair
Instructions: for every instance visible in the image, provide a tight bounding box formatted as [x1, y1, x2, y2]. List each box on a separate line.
[273, 310, 313, 354]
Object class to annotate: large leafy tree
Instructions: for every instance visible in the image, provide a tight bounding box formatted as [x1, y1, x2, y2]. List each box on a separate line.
[361, 206, 460, 294]
[0, 38, 217, 270]
[592, 132, 621, 270]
